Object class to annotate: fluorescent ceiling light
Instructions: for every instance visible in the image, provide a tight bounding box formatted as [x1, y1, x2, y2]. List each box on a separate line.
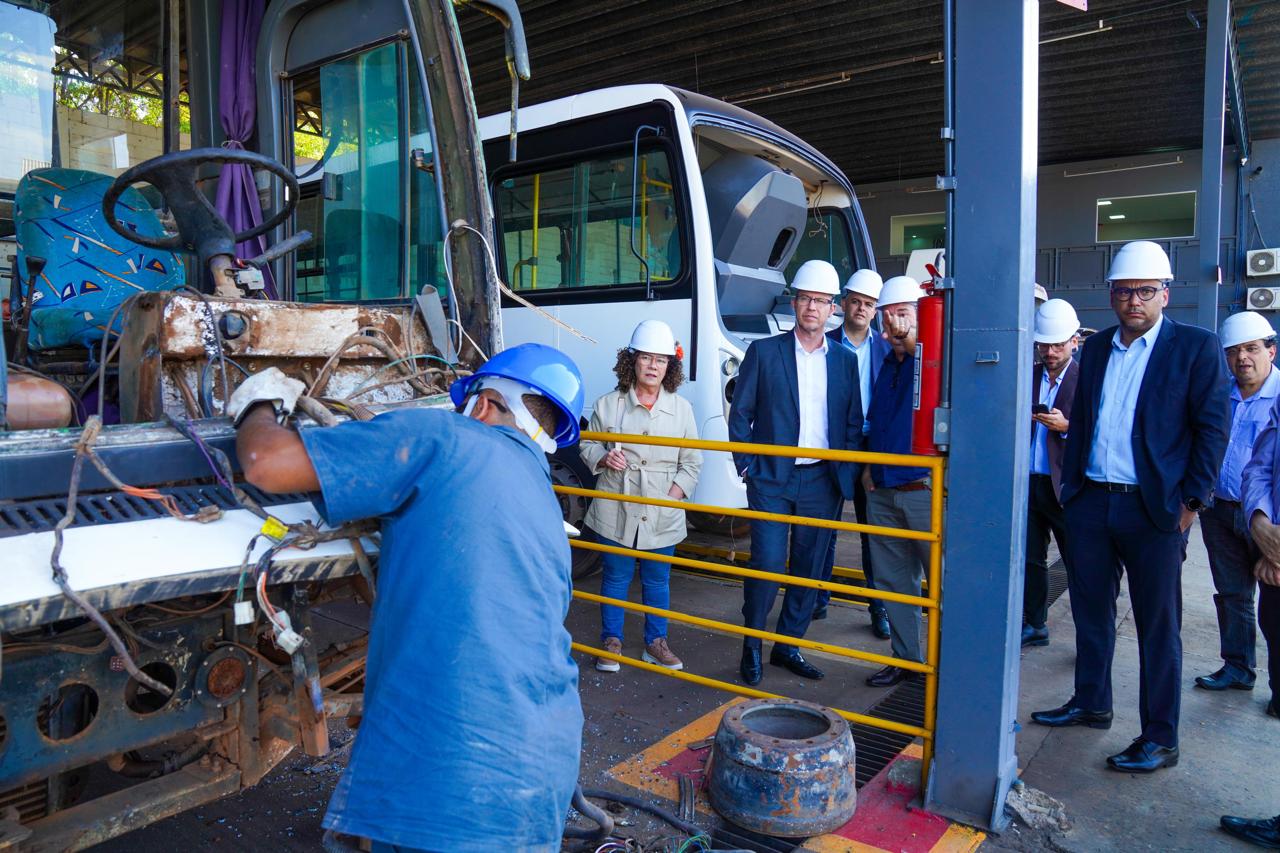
[1097, 200, 1112, 206]
[1108, 214, 1126, 220]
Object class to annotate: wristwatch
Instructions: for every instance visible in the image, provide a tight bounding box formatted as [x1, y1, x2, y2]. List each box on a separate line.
[1184, 497, 1206, 513]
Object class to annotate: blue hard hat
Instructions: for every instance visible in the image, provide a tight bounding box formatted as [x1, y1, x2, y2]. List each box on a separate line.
[449, 343, 585, 448]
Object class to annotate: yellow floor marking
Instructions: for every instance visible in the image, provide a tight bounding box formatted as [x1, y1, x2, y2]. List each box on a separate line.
[606, 698, 742, 809]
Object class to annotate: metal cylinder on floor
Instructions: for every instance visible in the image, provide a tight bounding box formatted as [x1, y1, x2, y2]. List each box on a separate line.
[707, 697, 857, 837]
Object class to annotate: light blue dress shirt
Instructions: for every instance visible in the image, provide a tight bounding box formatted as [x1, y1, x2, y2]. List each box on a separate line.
[1217, 366, 1280, 501]
[1086, 315, 1165, 485]
[840, 327, 874, 433]
[1031, 368, 1065, 476]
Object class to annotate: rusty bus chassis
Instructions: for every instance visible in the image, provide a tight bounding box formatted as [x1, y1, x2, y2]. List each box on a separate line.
[0, 0, 525, 846]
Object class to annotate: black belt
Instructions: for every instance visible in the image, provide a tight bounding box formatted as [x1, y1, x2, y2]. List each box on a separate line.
[1086, 479, 1139, 493]
[1031, 473, 1052, 480]
[1216, 498, 1241, 507]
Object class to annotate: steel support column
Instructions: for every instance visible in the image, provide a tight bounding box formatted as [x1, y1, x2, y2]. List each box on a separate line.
[926, 0, 1038, 831]
[1198, 0, 1230, 329]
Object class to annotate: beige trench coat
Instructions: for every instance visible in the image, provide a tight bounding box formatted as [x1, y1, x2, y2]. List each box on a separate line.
[580, 387, 702, 550]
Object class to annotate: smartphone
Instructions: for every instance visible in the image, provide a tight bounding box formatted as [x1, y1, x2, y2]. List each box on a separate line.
[1032, 403, 1050, 415]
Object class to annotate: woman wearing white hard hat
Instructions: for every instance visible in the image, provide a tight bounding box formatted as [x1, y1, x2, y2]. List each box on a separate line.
[1195, 311, 1278, 694]
[580, 319, 702, 673]
[1023, 299, 1081, 649]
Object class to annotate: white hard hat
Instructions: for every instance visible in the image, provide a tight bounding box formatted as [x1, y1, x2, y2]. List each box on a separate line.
[1107, 241, 1173, 282]
[791, 260, 841, 296]
[843, 269, 883, 300]
[1034, 299, 1081, 344]
[878, 275, 925, 308]
[1034, 283, 1048, 304]
[1220, 311, 1277, 349]
[629, 319, 677, 356]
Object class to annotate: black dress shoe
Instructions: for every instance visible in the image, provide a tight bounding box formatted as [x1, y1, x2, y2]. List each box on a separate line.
[769, 648, 824, 680]
[1020, 624, 1049, 647]
[871, 608, 891, 640]
[1268, 698, 1278, 719]
[865, 664, 913, 688]
[1195, 665, 1256, 691]
[811, 605, 828, 621]
[1106, 738, 1179, 773]
[1221, 814, 1280, 849]
[1029, 703, 1113, 729]
[740, 645, 762, 686]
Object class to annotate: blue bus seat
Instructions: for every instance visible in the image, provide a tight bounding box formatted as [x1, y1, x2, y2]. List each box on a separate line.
[14, 167, 186, 351]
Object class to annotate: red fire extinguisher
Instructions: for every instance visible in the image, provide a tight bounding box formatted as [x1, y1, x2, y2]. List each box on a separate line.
[912, 269, 945, 456]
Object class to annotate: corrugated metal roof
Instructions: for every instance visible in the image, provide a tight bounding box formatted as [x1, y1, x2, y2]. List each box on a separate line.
[461, 1, 1280, 185]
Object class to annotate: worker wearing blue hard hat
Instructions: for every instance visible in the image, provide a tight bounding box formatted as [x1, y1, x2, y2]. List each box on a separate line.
[228, 343, 585, 853]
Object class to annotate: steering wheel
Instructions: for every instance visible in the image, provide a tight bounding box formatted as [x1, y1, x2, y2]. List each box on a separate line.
[102, 148, 299, 271]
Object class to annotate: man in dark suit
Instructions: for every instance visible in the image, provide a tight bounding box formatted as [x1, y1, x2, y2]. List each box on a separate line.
[1022, 298, 1081, 648]
[814, 269, 893, 639]
[1031, 241, 1230, 773]
[728, 260, 864, 686]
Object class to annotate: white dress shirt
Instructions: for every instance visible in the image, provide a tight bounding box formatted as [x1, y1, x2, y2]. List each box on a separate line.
[1086, 315, 1164, 485]
[1031, 368, 1064, 476]
[840, 327, 874, 432]
[795, 333, 830, 464]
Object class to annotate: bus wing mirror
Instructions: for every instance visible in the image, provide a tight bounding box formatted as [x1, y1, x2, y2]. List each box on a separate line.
[455, 0, 530, 161]
[455, 0, 530, 81]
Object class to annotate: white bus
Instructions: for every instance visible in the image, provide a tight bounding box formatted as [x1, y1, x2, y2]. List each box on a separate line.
[479, 85, 876, 526]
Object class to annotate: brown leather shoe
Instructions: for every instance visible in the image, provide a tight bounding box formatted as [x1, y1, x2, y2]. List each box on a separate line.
[595, 637, 623, 672]
[642, 637, 683, 670]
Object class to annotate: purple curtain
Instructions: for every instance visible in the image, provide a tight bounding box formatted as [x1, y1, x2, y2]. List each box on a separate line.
[214, 0, 277, 298]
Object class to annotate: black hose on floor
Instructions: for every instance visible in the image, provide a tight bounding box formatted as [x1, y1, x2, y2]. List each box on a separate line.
[579, 786, 704, 837]
[563, 784, 615, 842]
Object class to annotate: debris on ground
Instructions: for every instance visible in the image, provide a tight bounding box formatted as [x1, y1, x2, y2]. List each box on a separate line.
[1005, 779, 1070, 833]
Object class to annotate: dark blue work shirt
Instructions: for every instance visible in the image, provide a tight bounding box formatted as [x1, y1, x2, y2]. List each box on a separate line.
[866, 351, 930, 488]
[302, 409, 582, 852]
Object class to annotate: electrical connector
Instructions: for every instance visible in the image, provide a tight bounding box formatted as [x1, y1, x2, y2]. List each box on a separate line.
[269, 611, 305, 655]
[234, 601, 254, 625]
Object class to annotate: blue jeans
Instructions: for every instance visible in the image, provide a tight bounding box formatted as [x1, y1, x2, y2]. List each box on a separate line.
[599, 535, 676, 645]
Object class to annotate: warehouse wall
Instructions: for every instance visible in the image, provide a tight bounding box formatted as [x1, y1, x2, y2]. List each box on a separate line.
[855, 138, 1280, 330]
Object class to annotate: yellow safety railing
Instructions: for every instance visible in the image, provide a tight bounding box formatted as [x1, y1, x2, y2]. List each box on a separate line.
[556, 430, 946, 792]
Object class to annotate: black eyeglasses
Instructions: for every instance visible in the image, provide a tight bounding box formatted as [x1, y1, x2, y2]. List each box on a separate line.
[795, 295, 834, 307]
[1110, 285, 1164, 302]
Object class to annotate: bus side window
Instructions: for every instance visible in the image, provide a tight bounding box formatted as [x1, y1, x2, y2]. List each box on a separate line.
[495, 149, 683, 292]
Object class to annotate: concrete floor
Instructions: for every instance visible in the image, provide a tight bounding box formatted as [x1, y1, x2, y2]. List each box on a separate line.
[1001, 521, 1276, 853]
[97, 518, 1275, 851]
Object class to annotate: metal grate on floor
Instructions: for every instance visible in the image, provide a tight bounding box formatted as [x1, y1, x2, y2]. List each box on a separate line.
[0, 483, 311, 539]
[1046, 557, 1069, 607]
[850, 675, 927, 788]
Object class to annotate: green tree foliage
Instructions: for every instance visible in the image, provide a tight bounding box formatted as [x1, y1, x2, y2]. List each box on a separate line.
[53, 49, 190, 134]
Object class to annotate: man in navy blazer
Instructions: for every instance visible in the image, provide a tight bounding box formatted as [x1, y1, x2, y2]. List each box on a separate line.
[728, 260, 865, 686]
[1022, 298, 1081, 649]
[813, 269, 893, 640]
[1032, 241, 1230, 774]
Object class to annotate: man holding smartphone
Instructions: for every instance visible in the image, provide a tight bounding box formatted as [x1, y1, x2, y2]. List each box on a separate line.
[1023, 299, 1081, 647]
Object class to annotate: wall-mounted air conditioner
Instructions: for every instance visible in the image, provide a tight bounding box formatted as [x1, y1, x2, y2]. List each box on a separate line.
[1247, 248, 1280, 277]
[1248, 286, 1280, 311]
